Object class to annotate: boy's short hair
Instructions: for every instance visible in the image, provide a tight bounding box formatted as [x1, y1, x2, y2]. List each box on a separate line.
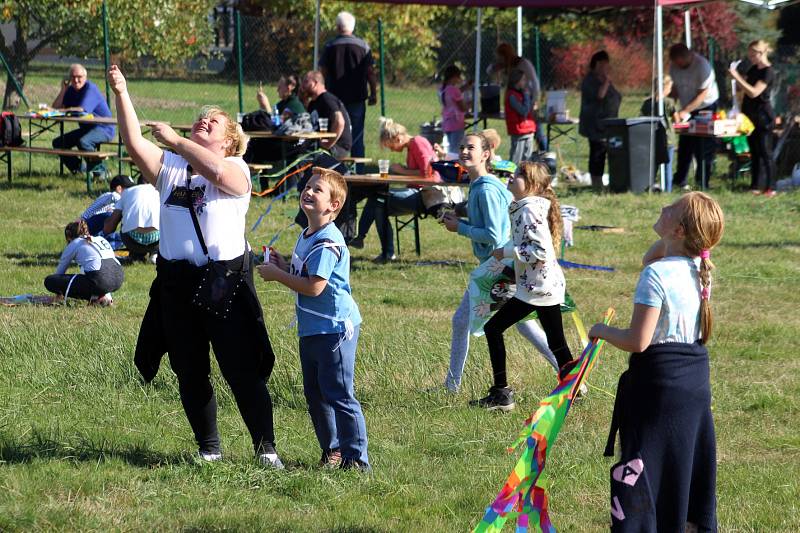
[109, 174, 134, 191]
[311, 166, 348, 215]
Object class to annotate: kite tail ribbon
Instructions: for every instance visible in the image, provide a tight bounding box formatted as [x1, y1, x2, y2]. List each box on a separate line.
[474, 308, 615, 533]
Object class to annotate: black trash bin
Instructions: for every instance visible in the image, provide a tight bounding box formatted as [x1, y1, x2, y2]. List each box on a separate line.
[602, 117, 668, 193]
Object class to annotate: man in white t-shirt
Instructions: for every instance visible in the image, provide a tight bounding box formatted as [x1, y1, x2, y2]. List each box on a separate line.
[669, 43, 719, 190]
[103, 179, 160, 262]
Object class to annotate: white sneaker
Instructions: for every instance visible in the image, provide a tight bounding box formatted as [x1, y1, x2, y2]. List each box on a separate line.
[149, 253, 158, 265]
[197, 451, 222, 462]
[89, 293, 113, 307]
[257, 452, 285, 470]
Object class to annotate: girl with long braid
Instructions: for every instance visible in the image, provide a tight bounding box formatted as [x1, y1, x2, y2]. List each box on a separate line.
[590, 192, 724, 532]
[45, 219, 124, 305]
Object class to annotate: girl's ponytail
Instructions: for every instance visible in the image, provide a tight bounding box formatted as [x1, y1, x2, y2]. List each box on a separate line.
[64, 219, 90, 242]
[676, 192, 724, 344]
[540, 185, 562, 248]
[698, 249, 714, 344]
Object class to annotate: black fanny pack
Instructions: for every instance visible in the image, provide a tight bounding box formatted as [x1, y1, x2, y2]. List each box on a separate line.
[185, 165, 248, 319]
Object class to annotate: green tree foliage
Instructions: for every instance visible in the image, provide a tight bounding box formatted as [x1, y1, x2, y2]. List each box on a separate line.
[0, 0, 216, 109]
[238, 0, 446, 83]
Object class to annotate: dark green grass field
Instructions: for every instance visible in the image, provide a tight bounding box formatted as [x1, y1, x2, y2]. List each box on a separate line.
[0, 73, 799, 531]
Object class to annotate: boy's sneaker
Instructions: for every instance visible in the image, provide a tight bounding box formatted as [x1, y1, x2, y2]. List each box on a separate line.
[197, 450, 222, 462]
[257, 452, 285, 470]
[89, 293, 113, 307]
[469, 386, 515, 412]
[319, 449, 342, 468]
[348, 236, 365, 249]
[340, 458, 371, 472]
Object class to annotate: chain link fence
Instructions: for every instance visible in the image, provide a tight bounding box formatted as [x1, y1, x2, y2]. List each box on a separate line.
[7, 3, 798, 182]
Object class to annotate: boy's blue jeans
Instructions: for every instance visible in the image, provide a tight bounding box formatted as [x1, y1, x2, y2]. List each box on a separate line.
[299, 325, 369, 466]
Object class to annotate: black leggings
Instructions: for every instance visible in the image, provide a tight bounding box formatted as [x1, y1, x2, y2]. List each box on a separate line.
[749, 126, 776, 191]
[44, 259, 124, 300]
[157, 258, 275, 455]
[484, 297, 573, 388]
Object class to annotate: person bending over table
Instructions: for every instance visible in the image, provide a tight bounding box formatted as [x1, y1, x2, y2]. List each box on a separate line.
[108, 65, 283, 468]
[51, 64, 115, 176]
[355, 117, 442, 264]
[300, 70, 352, 160]
[669, 43, 719, 190]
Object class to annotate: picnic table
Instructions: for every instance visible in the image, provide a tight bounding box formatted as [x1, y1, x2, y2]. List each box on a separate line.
[344, 174, 447, 257]
[24, 112, 160, 182]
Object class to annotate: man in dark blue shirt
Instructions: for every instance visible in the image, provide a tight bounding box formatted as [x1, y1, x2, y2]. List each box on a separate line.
[52, 64, 116, 174]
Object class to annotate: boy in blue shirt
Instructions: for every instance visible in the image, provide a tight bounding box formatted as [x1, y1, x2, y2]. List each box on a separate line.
[257, 167, 369, 470]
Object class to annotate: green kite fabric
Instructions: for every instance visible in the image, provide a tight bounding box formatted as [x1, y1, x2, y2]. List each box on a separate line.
[474, 309, 615, 533]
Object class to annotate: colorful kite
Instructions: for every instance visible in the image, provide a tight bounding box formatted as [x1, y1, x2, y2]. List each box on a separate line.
[467, 257, 587, 348]
[474, 308, 615, 533]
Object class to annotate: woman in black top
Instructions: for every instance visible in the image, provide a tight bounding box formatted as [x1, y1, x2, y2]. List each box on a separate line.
[730, 40, 776, 196]
[579, 50, 622, 192]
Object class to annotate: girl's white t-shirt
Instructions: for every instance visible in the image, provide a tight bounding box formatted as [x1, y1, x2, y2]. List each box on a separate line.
[634, 256, 702, 345]
[156, 151, 251, 266]
[55, 236, 117, 275]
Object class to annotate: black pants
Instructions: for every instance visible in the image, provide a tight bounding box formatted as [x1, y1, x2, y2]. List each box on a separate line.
[44, 258, 124, 300]
[588, 140, 607, 191]
[749, 126, 775, 191]
[674, 104, 718, 189]
[157, 257, 276, 454]
[484, 297, 573, 388]
[121, 232, 159, 261]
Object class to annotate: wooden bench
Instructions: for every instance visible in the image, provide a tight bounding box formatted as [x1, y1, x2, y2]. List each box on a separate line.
[0, 146, 115, 193]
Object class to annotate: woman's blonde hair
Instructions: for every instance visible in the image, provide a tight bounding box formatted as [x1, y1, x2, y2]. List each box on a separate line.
[482, 128, 501, 152]
[675, 192, 725, 344]
[379, 116, 408, 147]
[515, 162, 562, 246]
[197, 105, 249, 157]
[748, 39, 772, 56]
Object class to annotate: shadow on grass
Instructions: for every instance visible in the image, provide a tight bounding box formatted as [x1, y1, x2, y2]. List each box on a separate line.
[0, 431, 183, 468]
[4, 251, 61, 267]
[724, 241, 800, 249]
[0, 180, 60, 192]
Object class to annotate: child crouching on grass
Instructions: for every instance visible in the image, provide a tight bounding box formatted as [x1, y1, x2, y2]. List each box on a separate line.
[257, 167, 369, 471]
[589, 191, 723, 532]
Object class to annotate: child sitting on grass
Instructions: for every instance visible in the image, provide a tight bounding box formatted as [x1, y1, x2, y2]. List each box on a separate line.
[45, 219, 124, 306]
[257, 167, 369, 471]
[473, 162, 571, 411]
[589, 191, 724, 532]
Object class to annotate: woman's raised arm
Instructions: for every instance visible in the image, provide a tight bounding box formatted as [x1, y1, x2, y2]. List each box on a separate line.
[108, 65, 163, 184]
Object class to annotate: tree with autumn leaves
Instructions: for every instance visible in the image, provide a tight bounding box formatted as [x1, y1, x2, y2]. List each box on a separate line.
[0, 0, 216, 109]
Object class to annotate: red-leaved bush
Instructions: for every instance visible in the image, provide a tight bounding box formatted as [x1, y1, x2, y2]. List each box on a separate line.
[550, 37, 653, 91]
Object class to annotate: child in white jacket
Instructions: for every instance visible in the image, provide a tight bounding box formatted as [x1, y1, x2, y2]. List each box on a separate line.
[471, 161, 571, 411]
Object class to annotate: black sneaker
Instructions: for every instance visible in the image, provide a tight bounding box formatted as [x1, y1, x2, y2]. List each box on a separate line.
[349, 236, 365, 249]
[469, 386, 515, 412]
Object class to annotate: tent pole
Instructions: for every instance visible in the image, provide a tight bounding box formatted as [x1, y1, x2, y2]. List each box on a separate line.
[657, 4, 666, 191]
[516, 7, 523, 56]
[473, 7, 482, 132]
[313, 0, 321, 69]
[684, 9, 692, 49]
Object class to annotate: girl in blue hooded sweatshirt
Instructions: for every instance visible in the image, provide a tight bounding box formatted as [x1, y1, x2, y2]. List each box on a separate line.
[440, 132, 557, 397]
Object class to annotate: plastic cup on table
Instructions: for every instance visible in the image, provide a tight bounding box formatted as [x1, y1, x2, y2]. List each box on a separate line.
[318, 117, 329, 132]
[378, 159, 390, 178]
[236, 112, 245, 124]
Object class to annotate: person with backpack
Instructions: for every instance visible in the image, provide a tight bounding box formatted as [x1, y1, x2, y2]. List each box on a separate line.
[52, 64, 115, 176]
